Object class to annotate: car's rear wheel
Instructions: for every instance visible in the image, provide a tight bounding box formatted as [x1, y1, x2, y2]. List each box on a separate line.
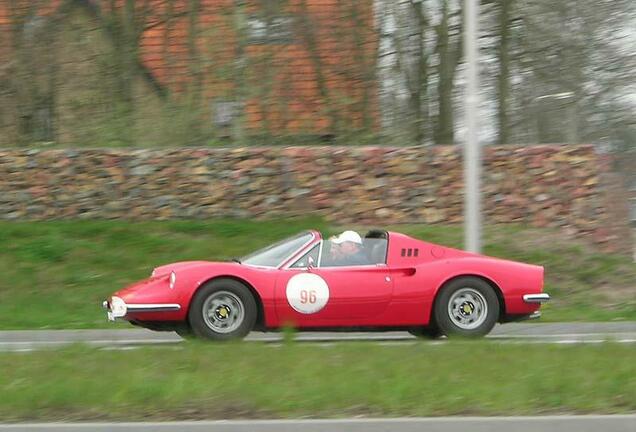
[188, 278, 257, 341]
[434, 277, 499, 337]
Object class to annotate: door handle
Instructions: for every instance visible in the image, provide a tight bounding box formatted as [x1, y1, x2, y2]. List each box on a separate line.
[391, 267, 416, 276]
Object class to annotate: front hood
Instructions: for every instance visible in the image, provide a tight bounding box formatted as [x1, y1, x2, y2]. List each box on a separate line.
[151, 261, 250, 284]
[114, 275, 172, 303]
[113, 261, 255, 308]
[152, 261, 210, 277]
[149, 260, 268, 303]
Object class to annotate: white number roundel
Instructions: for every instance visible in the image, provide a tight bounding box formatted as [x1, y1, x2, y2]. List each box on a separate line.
[286, 273, 330, 314]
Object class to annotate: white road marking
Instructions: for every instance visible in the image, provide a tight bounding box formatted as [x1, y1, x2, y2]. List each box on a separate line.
[2, 416, 636, 432]
[1, 324, 636, 352]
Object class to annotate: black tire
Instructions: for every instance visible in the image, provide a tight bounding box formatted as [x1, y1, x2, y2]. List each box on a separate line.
[408, 326, 443, 339]
[188, 278, 257, 341]
[433, 277, 499, 338]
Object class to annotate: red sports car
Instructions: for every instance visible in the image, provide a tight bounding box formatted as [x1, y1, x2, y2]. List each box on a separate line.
[103, 229, 550, 340]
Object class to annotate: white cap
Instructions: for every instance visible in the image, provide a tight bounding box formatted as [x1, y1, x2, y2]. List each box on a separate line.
[331, 230, 363, 245]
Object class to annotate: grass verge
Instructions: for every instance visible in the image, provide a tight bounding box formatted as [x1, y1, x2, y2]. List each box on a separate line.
[0, 342, 634, 421]
[0, 219, 634, 329]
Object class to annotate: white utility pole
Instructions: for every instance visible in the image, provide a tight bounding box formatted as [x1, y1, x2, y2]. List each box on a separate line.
[464, 0, 481, 253]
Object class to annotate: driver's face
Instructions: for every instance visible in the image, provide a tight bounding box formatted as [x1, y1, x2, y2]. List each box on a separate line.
[329, 241, 343, 257]
[339, 241, 359, 254]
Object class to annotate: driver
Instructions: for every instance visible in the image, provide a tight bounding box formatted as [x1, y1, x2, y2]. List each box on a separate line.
[323, 230, 368, 267]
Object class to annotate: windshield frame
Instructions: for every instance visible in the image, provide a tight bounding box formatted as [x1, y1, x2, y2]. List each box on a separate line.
[285, 237, 389, 269]
[240, 231, 318, 269]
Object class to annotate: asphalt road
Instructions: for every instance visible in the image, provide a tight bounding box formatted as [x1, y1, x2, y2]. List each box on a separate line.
[1, 417, 636, 432]
[1, 322, 636, 351]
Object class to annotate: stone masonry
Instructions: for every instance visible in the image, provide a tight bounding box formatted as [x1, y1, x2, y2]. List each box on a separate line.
[0, 144, 630, 253]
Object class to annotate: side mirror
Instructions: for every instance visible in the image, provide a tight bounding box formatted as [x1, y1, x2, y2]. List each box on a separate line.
[307, 256, 315, 270]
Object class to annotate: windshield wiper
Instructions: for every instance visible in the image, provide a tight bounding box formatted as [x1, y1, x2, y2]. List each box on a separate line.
[230, 258, 242, 264]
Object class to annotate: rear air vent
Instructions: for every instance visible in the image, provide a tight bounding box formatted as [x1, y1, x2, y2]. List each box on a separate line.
[401, 248, 419, 258]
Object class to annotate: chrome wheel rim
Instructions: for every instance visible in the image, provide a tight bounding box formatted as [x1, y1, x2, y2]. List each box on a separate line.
[447, 288, 488, 330]
[202, 291, 245, 334]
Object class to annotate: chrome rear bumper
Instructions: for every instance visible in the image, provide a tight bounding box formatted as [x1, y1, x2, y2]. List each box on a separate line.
[523, 293, 551, 304]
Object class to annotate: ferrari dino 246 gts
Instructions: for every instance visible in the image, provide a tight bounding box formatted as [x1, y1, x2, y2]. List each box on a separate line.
[103, 229, 550, 340]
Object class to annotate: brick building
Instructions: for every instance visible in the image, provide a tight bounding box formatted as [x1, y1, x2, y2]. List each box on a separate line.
[1, 0, 377, 139]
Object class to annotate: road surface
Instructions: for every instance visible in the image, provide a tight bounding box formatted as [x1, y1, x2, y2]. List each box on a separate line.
[1, 322, 635, 351]
[1, 416, 636, 432]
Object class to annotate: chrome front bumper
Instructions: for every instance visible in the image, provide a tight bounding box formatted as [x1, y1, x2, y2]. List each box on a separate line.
[523, 293, 551, 304]
[102, 298, 181, 321]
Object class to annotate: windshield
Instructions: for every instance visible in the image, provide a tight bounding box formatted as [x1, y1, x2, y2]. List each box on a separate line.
[241, 232, 314, 268]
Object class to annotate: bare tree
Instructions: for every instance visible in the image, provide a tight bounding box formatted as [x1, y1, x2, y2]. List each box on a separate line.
[5, 0, 59, 145]
[433, 0, 462, 145]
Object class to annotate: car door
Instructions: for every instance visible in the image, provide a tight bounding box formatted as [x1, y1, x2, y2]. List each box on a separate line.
[275, 243, 393, 326]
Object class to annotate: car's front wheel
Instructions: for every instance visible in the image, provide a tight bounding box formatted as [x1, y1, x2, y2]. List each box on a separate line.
[188, 278, 257, 341]
[434, 277, 499, 337]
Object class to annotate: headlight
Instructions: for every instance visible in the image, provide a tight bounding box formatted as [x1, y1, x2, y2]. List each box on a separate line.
[169, 271, 176, 289]
[110, 296, 127, 318]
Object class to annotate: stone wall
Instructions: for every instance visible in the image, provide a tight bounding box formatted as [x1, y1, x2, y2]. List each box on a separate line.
[0, 144, 630, 252]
